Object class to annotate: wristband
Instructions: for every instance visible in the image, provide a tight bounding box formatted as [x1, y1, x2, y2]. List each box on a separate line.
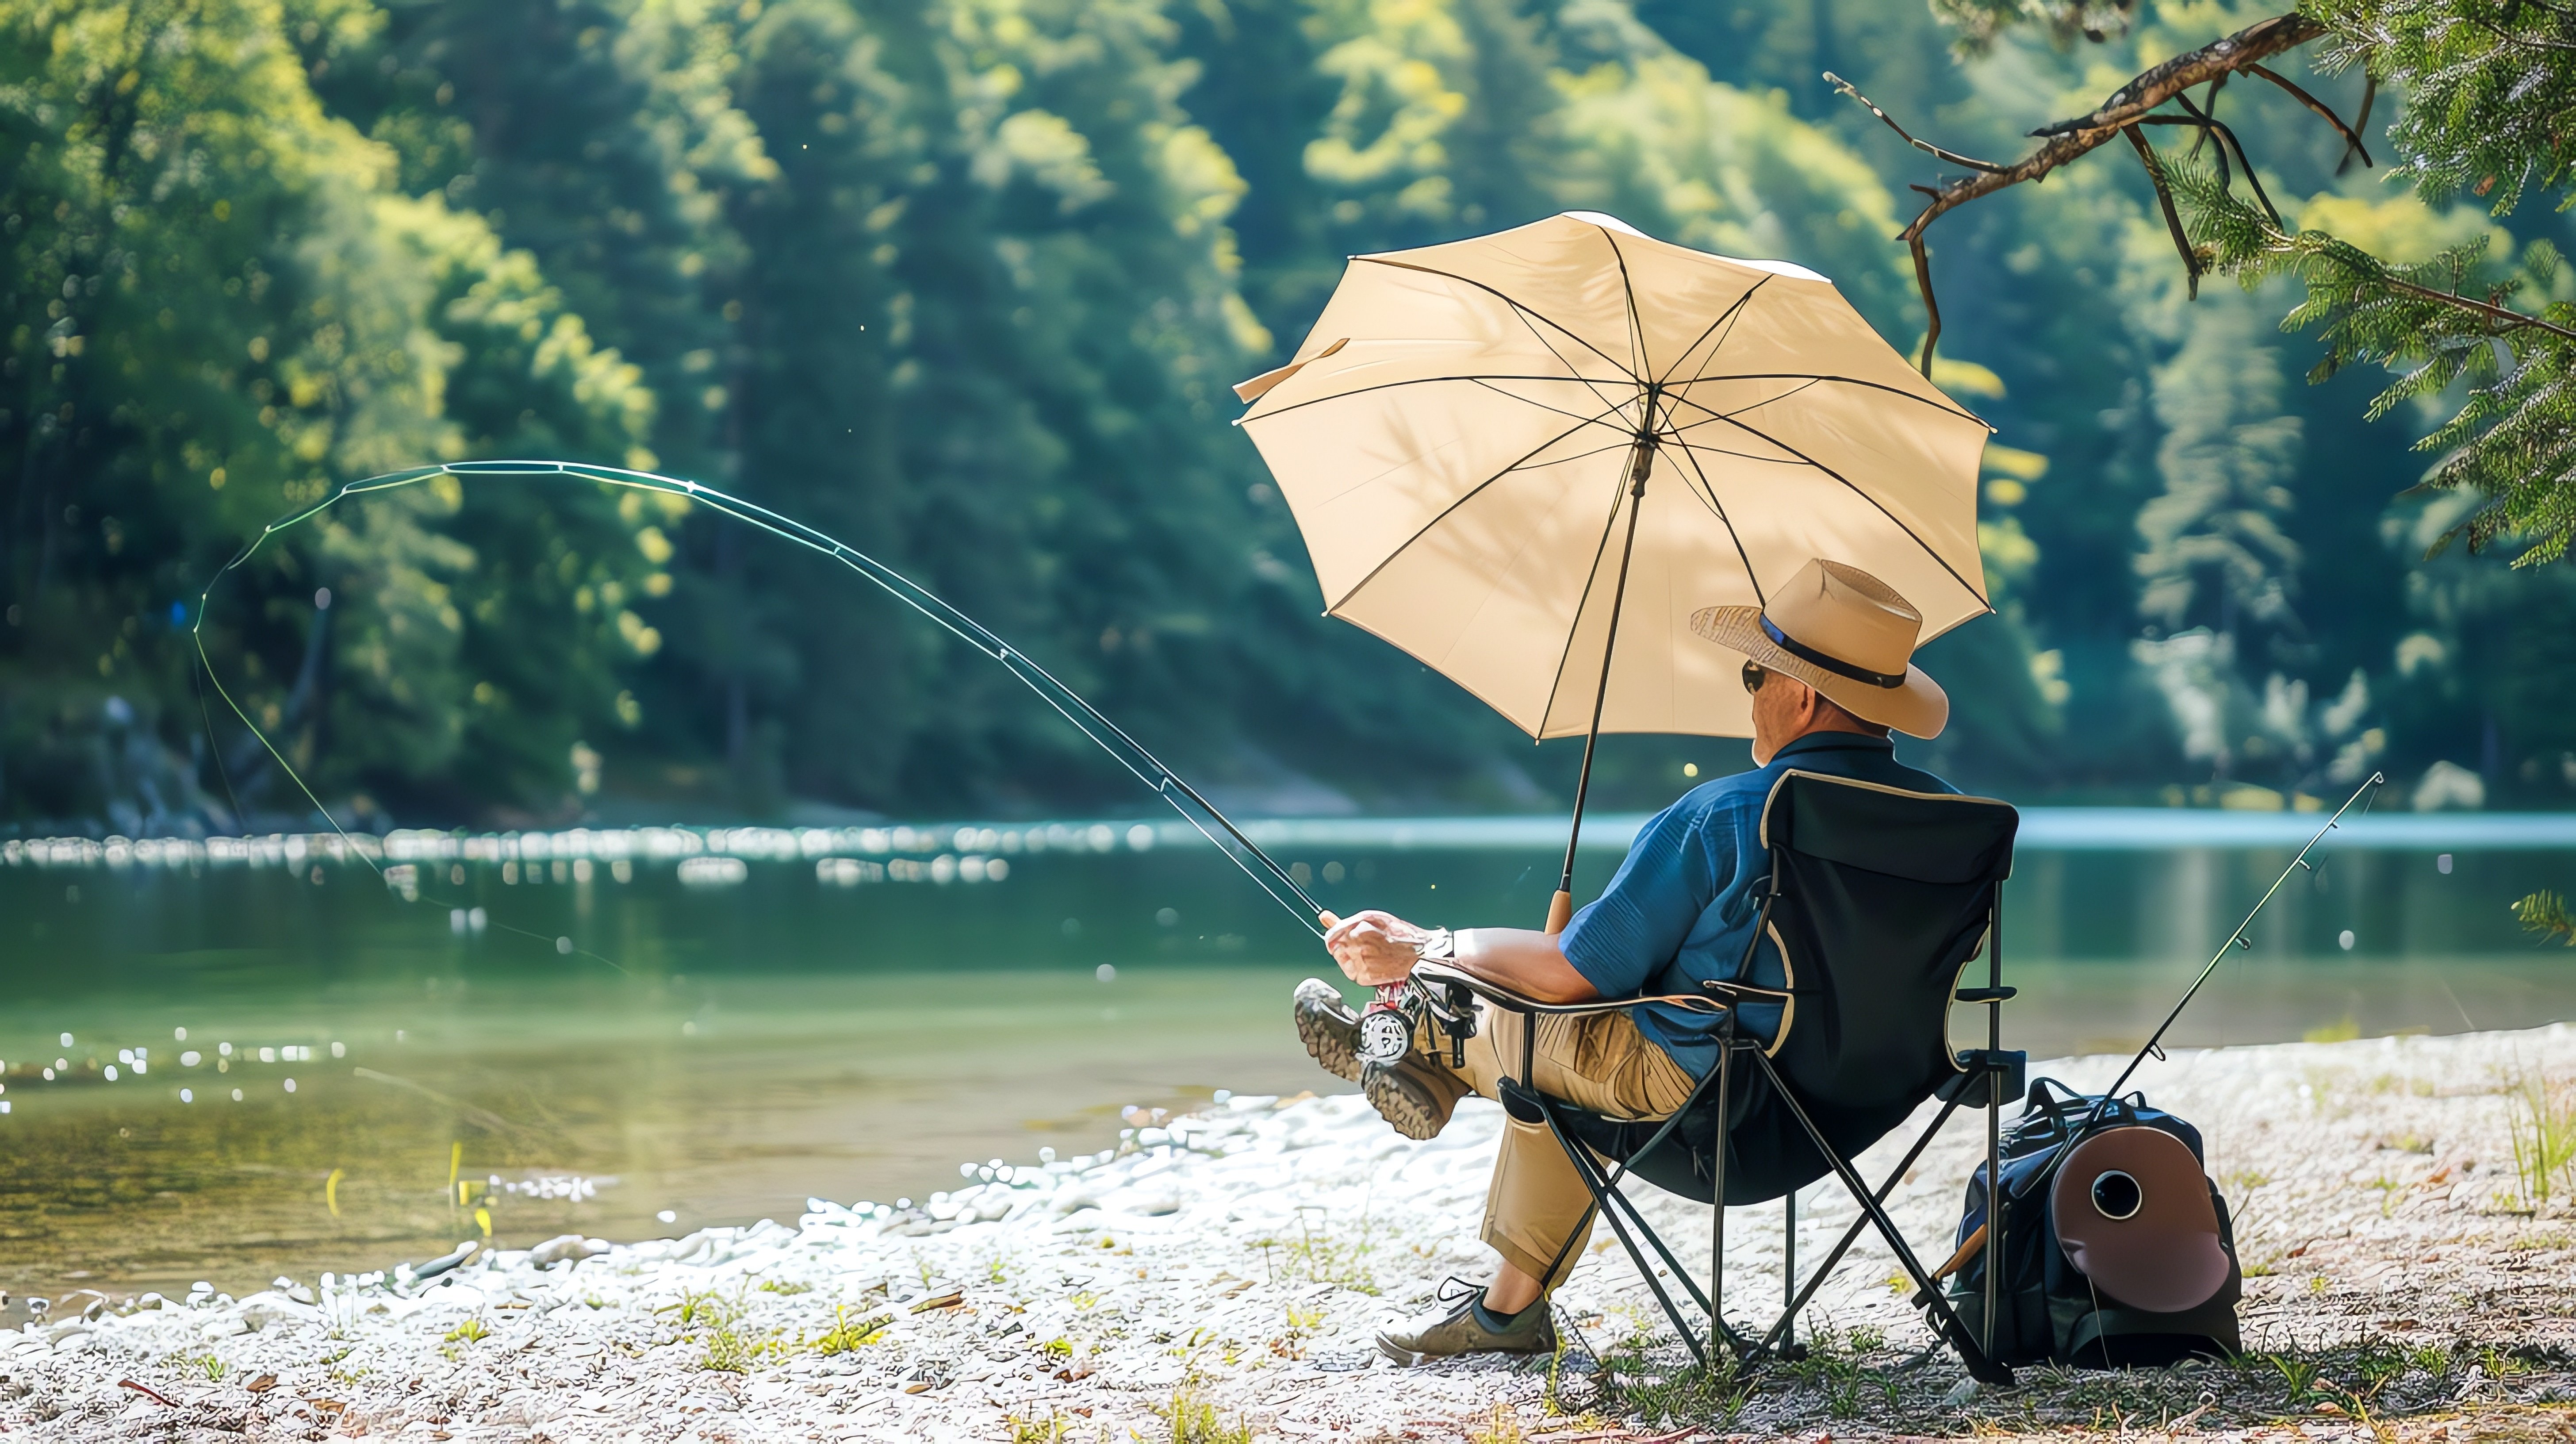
[1413, 927, 1455, 965]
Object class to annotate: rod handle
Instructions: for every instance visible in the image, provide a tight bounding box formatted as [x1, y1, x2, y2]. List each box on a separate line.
[1544, 890, 1574, 935]
[1934, 1222, 1989, 1280]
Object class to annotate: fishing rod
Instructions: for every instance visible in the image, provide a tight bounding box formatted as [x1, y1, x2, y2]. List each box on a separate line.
[191, 459, 1332, 939]
[2015, 768, 2388, 1194]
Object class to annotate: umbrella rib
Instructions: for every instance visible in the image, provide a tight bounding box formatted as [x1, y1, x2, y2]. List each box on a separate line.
[1653, 277, 1772, 388]
[1596, 227, 1651, 382]
[1668, 370, 1987, 425]
[1498, 302, 1633, 421]
[1680, 417, 1990, 610]
[1468, 377, 1647, 430]
[1320, 396, 1637, 614]
[1658, 379, 1826, 435]
[1500, 435, 1655, 469]
[1668, 437, 1769, 610]
[1351, 257, 1643, 400]
[1666, 442, 1810, 465]
[1242, 373, 1634, 427]
[1697, 376, 1824, 423]
[1534, 461, 1638, 736]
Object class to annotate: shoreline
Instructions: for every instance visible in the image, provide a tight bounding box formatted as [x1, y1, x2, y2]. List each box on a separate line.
[5, 1025, 2576, 1441]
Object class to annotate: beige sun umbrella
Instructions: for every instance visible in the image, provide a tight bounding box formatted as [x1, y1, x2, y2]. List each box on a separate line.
[1233, 211, 1993, 929]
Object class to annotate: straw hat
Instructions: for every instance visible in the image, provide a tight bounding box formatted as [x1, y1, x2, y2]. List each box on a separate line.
[1690, 558, 1949, 738]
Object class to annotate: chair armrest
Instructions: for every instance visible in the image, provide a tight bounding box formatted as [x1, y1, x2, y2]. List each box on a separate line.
[1410, 960, 1727, 1018]
[1705, 979, 1792, 1001]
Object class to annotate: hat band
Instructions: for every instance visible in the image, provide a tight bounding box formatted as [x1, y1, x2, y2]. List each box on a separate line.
[1760, 616, 1907, 689]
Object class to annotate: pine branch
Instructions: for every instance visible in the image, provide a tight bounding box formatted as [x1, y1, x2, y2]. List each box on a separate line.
[2518, 890, 2576, 946]
[2308, 0, 2576, 213]
[2167, 154, 2576, 567]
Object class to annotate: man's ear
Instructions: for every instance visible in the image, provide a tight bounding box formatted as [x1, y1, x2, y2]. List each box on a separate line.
[1791, 677, 1823, 728]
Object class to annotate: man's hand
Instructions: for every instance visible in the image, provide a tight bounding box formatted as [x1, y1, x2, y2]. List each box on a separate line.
[1322, 909, 1432, 987]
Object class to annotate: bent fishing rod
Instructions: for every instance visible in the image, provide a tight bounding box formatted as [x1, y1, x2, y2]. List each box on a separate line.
[192, 459, 1332, 938]
[2018, 769, 2388, 1193]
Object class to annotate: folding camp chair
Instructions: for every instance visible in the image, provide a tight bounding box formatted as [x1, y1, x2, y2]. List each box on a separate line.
[1410, 769, 2024, 1384]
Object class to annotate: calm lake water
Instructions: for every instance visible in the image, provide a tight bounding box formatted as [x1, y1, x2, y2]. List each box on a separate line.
[4, 809, 2573, 1313]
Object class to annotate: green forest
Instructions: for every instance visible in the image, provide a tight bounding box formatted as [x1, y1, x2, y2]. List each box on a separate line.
[4, 0, 2574, 830]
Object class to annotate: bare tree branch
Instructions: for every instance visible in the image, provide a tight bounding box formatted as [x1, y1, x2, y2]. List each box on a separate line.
[1862, 10, 2326, 375]
[2243, 62, 2374, 170]
[2126, 126, 2204, 299]
[1824, 72, 2009, 173]
[2341, 74, 2377, 177]
[1898, 12, 2322, 240]
[1910, 228, 1944, 373]
[2134, 114, 2283, 227]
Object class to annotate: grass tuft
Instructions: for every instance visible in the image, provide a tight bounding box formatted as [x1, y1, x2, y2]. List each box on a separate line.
[2505, 1064, 2576, 1204]
[1152, 1381, 1253, 1444]
[812, 1304, 890, 1356]
[1467, 1401, 1528, 1444]
[656, 1287, 795, 1372]
[1006, 1410, 1071, 1444]
[1251, 1207, 1379, 1294]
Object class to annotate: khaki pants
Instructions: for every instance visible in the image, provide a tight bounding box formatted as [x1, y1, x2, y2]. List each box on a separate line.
[1416, 1003, 1697, 1290]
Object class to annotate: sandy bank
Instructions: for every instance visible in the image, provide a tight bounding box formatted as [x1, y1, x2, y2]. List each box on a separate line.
[6, 1026, 2576, 1442]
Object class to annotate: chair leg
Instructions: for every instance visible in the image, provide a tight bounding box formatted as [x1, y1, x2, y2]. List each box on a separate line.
[1757, 1095, 1966, 1359]
[1984, 1069, 2003, 1359]
[1782, 1190, 1796, 1349]
[1517, 1025, 1737, 1300]
[1747, 1050, 2013, 1385]
[1710, 1023, 1731, 1367]
[1525, 1094, 1714, 1371]
[1985, 886, 2006, 1361]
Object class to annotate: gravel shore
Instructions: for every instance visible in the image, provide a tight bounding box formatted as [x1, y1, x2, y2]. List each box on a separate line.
[5, 1025, 2576, 1442]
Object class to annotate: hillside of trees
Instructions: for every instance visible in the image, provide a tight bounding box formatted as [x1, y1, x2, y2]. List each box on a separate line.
[4, 0, 2572, 830]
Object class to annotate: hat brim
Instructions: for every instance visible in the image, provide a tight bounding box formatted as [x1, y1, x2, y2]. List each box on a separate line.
[1690, 606, 1949, 739]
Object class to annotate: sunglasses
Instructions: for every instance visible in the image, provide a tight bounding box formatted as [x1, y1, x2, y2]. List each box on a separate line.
[1741, 661, 1767, 695]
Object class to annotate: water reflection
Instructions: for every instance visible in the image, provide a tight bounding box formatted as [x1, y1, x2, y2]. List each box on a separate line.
[2, 817, 2572, 1310]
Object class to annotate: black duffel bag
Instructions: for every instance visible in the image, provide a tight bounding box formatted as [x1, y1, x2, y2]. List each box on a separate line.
[1945, 1077, 2242, 1368]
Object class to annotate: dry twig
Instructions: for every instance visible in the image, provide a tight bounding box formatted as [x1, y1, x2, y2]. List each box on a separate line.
[118, 1379, 178, 1407]
[1836, 11, 2333, 373]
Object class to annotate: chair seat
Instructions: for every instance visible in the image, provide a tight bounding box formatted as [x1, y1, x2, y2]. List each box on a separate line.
[1395, 770, 2022, 1384]
[1411, 959, 1918, 1206]
[1555, 1056, 1922, 1206]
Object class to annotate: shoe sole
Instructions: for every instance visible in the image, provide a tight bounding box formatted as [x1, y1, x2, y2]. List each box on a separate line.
[1373, 1329, 1558, 1366]
[1362, 1067, 1450, 1141]
[1294, 981, 1363, 1083]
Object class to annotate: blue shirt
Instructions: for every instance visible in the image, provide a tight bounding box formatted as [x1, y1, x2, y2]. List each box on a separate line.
[1559, 732, 1958, 1078]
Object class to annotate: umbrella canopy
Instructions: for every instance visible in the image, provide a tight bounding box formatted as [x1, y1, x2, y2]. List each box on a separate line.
[1234, 211, 1993, 743]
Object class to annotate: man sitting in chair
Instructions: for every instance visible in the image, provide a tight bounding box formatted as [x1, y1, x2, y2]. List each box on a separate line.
[1292, 557, 1957, 1364]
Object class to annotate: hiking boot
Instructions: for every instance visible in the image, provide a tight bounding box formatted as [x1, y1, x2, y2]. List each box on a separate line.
[1376, 1280, 1557, 1364]
[1361, 1051, 1470, 1141]
[1293, 977, 1363, 1083]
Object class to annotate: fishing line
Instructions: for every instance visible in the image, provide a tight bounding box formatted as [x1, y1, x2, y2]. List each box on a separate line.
[190, 460, 1330, 958]
[2006, 770, 2388, 1202]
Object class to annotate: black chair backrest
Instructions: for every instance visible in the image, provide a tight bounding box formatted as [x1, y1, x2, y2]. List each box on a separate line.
[1569, 770, 2018, 1206]
[1762, 770, 2018, 1112]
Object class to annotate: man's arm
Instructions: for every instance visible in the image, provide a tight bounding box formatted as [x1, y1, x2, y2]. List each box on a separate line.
[1322, 911, 1598, 1002]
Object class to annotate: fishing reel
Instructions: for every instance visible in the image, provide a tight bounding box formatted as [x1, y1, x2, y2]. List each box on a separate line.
[1356, 983, 1424, 1068]
[1356, 976, 1479, 1069]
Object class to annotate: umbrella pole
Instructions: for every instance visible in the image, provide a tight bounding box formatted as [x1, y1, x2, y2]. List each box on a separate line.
[1548, 438, 1655, 933]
